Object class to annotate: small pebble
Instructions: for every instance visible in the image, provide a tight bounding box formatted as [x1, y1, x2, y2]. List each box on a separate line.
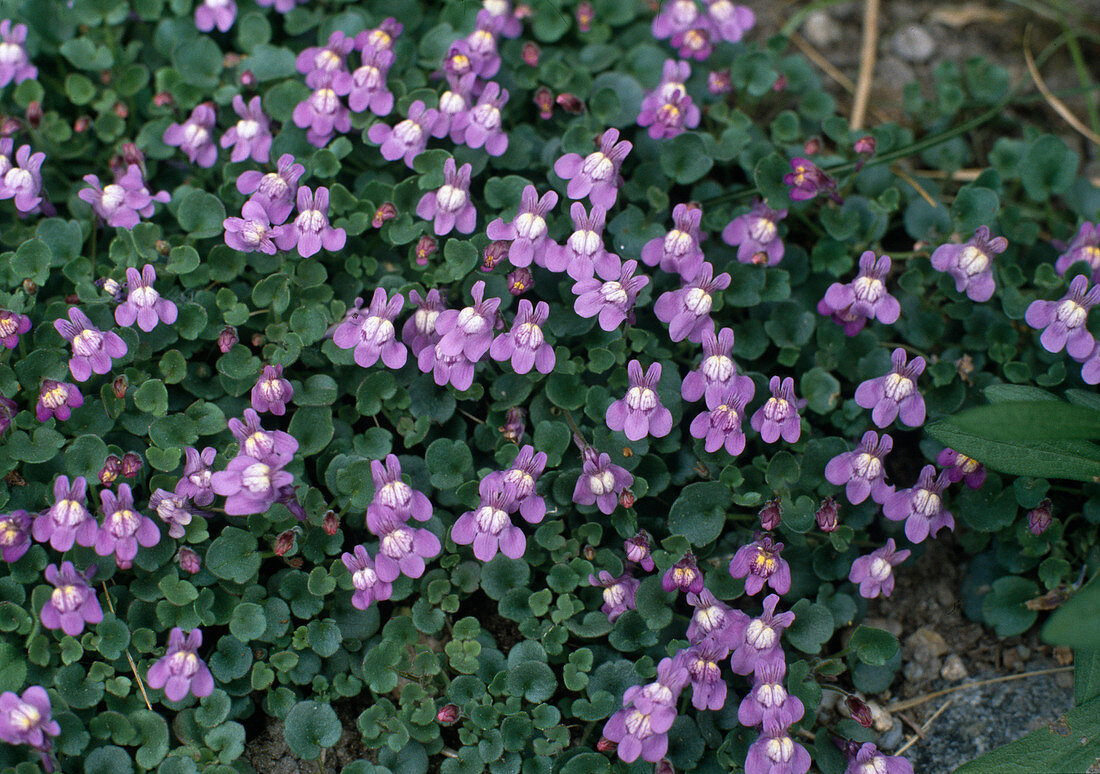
[906, 627, 949, 663]
[891, 23, 936, 63]
[941, 654, 968, 681]
[867, 700, 894, 732]
[802, 10, 842, 47]
[879, 723, 904, 751]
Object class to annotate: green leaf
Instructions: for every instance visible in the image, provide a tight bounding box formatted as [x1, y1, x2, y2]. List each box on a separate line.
[1044, 575, 1100, 649]
[205, 527, 261, 584]
[848, 626, 900, 666]
[12, 239, 52, 285]
[950, 186, 999, 232]
[287, 406, 334, 456]
[800, 367, 841, 414]
[785, 599, 834, 654]
[505, 661, 557, 703]
[659, 132, 713, 184]
[83, 745, 134, 774]
[0, 642, 27, 694]
[176, 189, 227, 239]
[1075, 649, 1100, 705]
[229, 603, 267, 642]
[983, 576, 1039, 637]
[667, 481, 729, 547]
[172, 36, 223, 89]
[133, 379, 168, 416]
[926, 418, 1100, 482]
[283, 701, 342, 760]
[754, 153, 794, 210]
[953, 696, 1100, 774]
[1019, 134, 1079, 202]
[937, 401, 1100, 441]
[425, 437, 472, 489]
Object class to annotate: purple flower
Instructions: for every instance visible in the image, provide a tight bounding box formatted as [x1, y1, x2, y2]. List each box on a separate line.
[433, 71, 477, 140]
[149, 489, 197, 539]
[745, 726, 811, 774]
[463, 10, 504, 78]
[224, 200, 277, 254]
[293, 84, 351, 147]
[884, 465, 955, 543]
[452, 81, 509, 155]
[849, 538, 910, 599]
[606, 360, 673, 441]
[0, 21, 36, 87]
[416, 158, 476, 236]
[819, 251, 900, 335]
[211, 455, 294, 516]
[1028, 499, 1054, 535]
[652, 0, 702, 39]
[0, 510, 31, 562]
[655, 262, 730, 343]
[164, 103, 217, 168]
[35, 380, 82, 423]
[228, 408, 298, 466]
[548, 202, 619, 279]
[434, 280, 500, 362]
[0, 686, 59, 755]
[146, 628, 214, 702]
[825, 431, 895, 505]
[706, 0, 755, 42]
[346, 44, 395, 116]
[936, 448, 986, 489]
[176, 447, 217, 506]
[681, 327, 753, 405]
[573, 447, 633, 514]
[683, 641, 729, 710]
[930, 225, 1007, 303]
[33, 475, 97, 551]
[1055, 222, 1100, 281]
[194, 0, 236, 32]
[221, 95, 271, 163]
[738, 659, 805, 730]
[624, 531, 655, 572]
[452, 475, 526, 561]
[573, 257, 648, 331]
[402, 289, 446, 357]
[1026, 274, 1100, 358]
[370, 454, 432, 523]
[333, 288, 407, 369]
[368, 100, 439, 169]
[0, 144, 44, 212]
[236, 154, 305, 225]
[641, 202, 706, 279]
[589, 570, 639, 623]
[671, 25, 715, 60]
[54, 307, 127, 381]
[366, 504, 440, 580]
[750, 376, 805, 443]
[502, 445, 548, 523]
[729, 536, 791, 595]
[418, 343, 477, 391]
[40, 561, 102, 636]
[604, 658, 687, 764]
[116, 264, 178, 332]
[687, 588, 746, 649]
[273, 186, 346, 258]
[729, 594, 795, 675]
[357, 17, 403, 54]
[0, 395, 15, 435]
[855, 348, 926, 428]
[480, 0, 522, 37]
[251, 364, 293, 415]
[664, 552, 705, 595]
[845, 743, 913, 774]
[783, 157, 834, 201]
[297, 31, 354, 89]
[0, 308, 30, 349]
[638, 83, 699, 140]
[341, 545, 393, 610]
[94, 484, 160, 570]
[723, 200, 788, 266]
[690, 378, 754, 455]
[79, 164, 167, 228]
[490, 299, 555, 375]
[553, 128, 632, 209]
[487, 185, 559, 268]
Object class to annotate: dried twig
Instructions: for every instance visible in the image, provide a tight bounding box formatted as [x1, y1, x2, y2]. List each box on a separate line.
[851, 0, 881, 129]
[895, 697, 954, 756]
[1024, 24, 1100, 147]
[789, 32, 856, 93]
[886, 665, 1072, 713]
[101, 582, 153, 711]
[891, 166, 939, 208]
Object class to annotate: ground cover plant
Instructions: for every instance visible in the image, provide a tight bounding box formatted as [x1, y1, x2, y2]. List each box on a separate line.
[0, 0, 1099, 771]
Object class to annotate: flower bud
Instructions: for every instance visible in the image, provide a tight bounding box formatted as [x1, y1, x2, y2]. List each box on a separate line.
[322, 511, 339, 535]
[112, 375, 128, 399]
[583, 545, 596, 561]
[624, 531, 651, 565]
[707, 70, 732, 95]
[240, 70, 255, 87]
[521, 42, 540, 67]
[22, 279, 37, 295]
[555, 93, 585, 114]
[274, 530, 297, 556]
[436, 704, 460, 724]
[121, 452, 143, 478]
[514, 3, 533, 18]
[0, 117, 19, 136]
[654, 760, 676, 774]
[845, 696, 873, 728]
[1028, 499, 1053, 535]
[415, 235, 437, 266]
[619, 489, 636, 509]
[177, 547, 201, 574]
[758, 497, 782, 531]
[65, 293, 79, 304]
[482, 240, 509, 272]
[74, 116, 91, 133]
[803, 137, 821, 156]
[534, 87, 554, 120]
[99, 455, 122, 485]
[223, 52, 243, 68]
[98, 276, 122, 299]
[815, 497, 839, 532]
[25, 101, 41, 129]
[596, 736, 617, 753]
[854, 135, 876, 155]
[218, 326, 239, 353]
[121, 142, 144, 168]
[153, 92, 174, 107]
[500, 407, 526, 444]
[506, 267, 533, 296]
[251, 333, 265, 348]
[576, 1, 593, 31]
[772, 73, 787, 92]
[372, 202, 397, 228]
[113, 102, 129, 119]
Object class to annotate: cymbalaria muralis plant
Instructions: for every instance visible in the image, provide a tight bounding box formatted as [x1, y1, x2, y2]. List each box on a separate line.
[0, 0, 1098, 772]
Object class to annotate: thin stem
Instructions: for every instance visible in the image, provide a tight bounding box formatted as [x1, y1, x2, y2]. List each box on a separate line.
[1062, 20, 1100, 136]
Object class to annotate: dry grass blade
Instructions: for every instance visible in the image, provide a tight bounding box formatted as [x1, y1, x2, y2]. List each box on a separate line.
[892, 166, 939, 208]
[1024, 24, 1100, 147]
[102, 582, 153, 711]
[886, 665, 1073, 713]
[894, 697, 954, 756]
[851, 0, 881, 130]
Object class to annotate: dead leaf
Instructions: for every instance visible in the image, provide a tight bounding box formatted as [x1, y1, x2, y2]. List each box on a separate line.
[929, 4, 1011, 28]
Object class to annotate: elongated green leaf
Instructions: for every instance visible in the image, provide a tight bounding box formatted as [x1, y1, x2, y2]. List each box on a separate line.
[934, 402, 1100, 442]
[926, 420, 1100, 482]
[1075, 649, 1100, 705]
[953, 696, 1100, 773]
[1043, 575, 1100, 649]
